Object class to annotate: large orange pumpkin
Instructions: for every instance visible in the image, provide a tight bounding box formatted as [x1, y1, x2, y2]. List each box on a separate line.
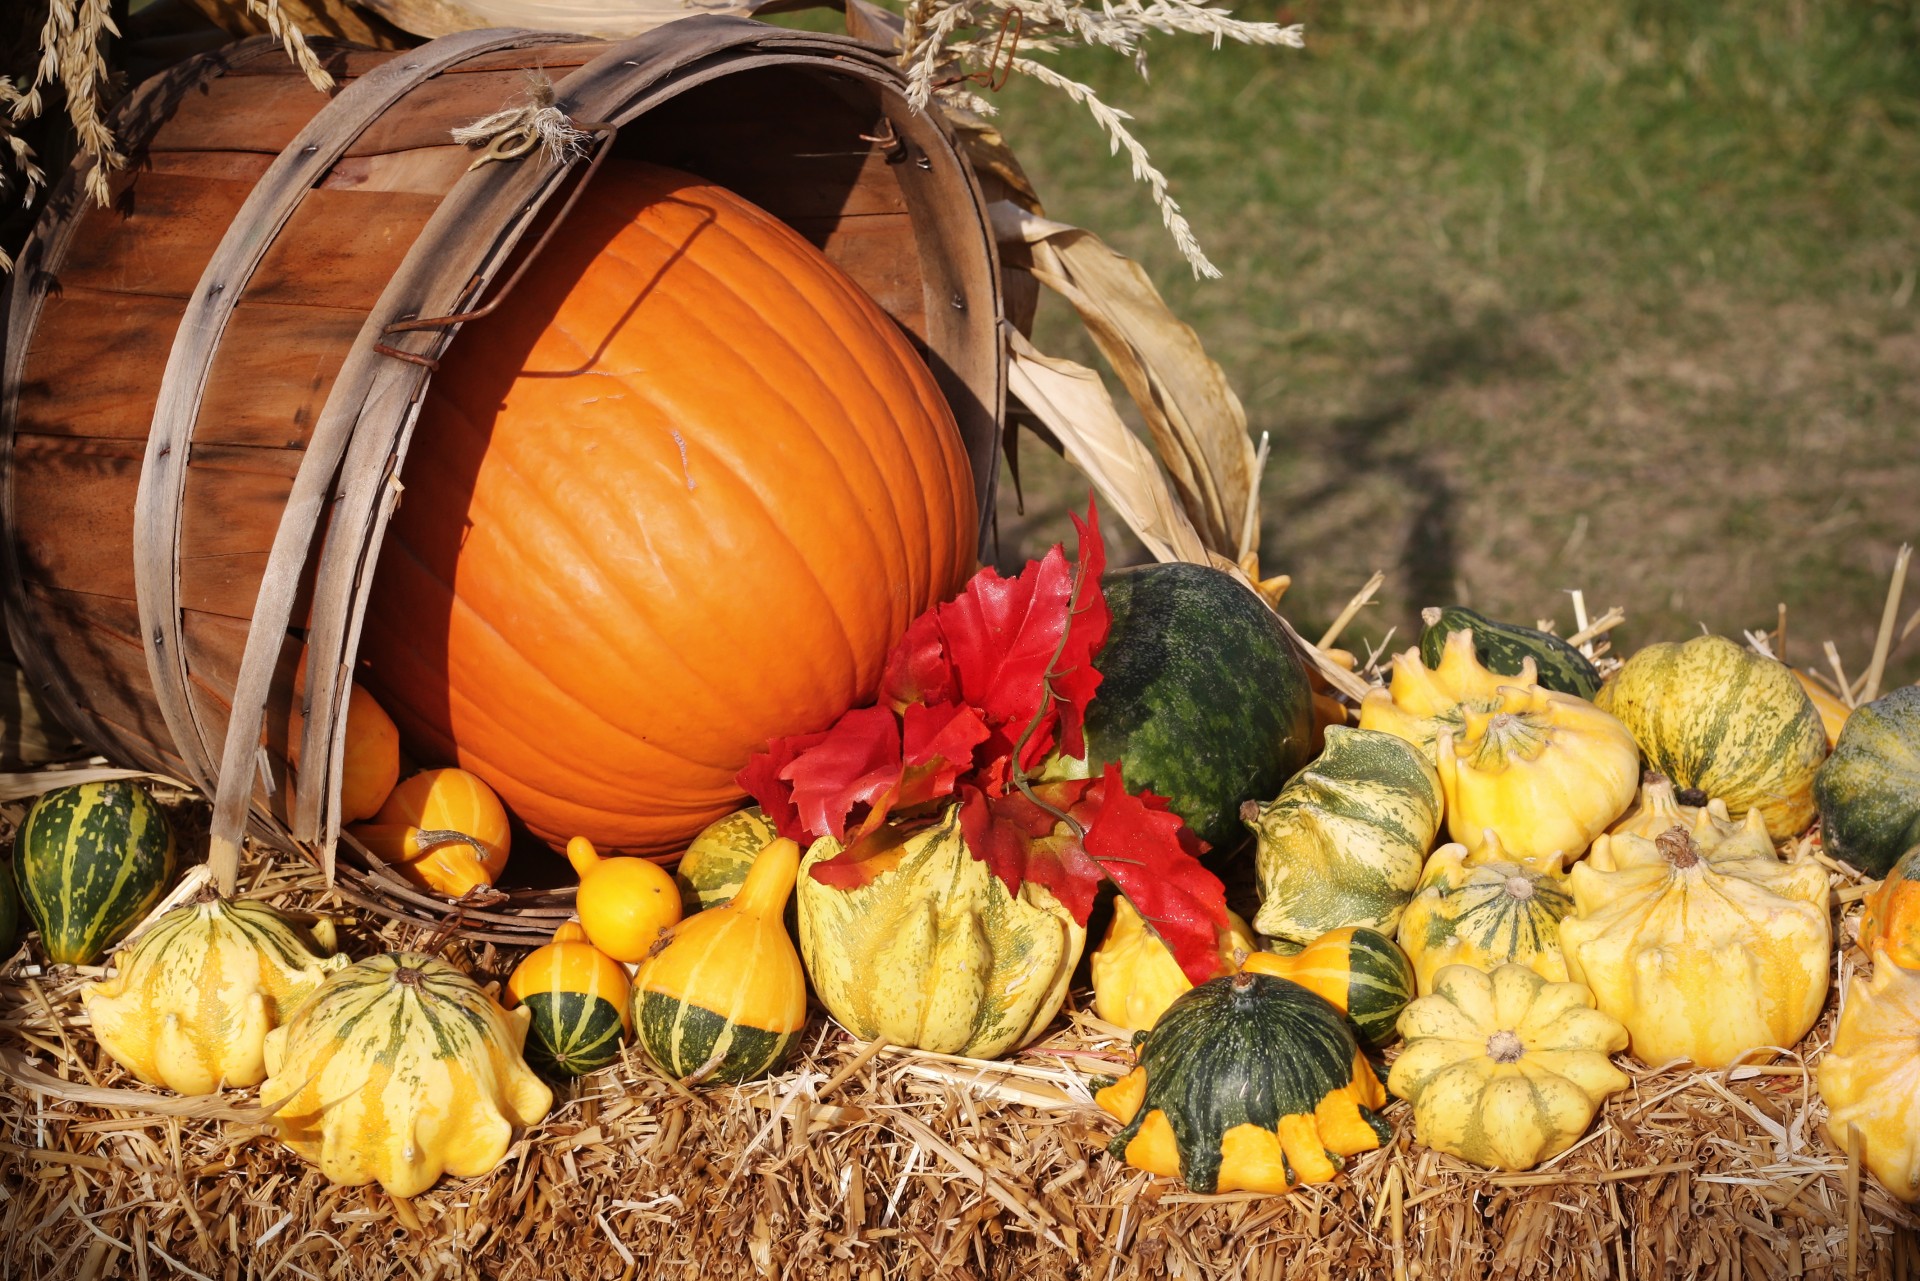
[360, 161, 976, 859]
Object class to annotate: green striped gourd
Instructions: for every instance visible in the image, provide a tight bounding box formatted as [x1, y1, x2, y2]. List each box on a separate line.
[16, 780, 177, 965]
[81, 898, 346, 1094]
[1240, 926, 1416, 1051]
[261, 953, 553, 1198]
[1595, 635, 1827, 840]
[797, 805, 1084, 1059]
[672, 807, 779, 915]
[1096, 972, 1392, 1193]
[635, 836, 807, 1084]
[1396, 843, 1573, 995]
[1245, 726, 1443, 946]
[507, 922, 633, 1079]
[1813, 685, 1920, 877]
[1419, 607, 1601, 700]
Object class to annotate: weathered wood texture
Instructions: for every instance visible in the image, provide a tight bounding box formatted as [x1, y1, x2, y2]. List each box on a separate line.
[0, 19, 1005, 929]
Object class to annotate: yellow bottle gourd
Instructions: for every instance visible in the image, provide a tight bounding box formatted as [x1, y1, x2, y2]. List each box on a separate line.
[1559, 827, 1830, 1068]
[1434, 683, 1639, 868]
[567, 836, 682, 964]
[506, 922, 633, 1079]
[1396, 841, 1574, 995]
[348, 768, 511, 897]
[1817, 953, 1920, 1201]
[633, 836, 807, 1084]
[1090, 897, 1255, 1035]
[796, 804, 1084, 1059]
[81, 898, 346, 1094]
[1359, 629, 1534, 761]
[261, 953, 553, 1198]
[1388, 963, 1629, 1171]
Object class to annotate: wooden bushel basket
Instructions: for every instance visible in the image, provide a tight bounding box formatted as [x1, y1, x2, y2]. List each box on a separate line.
[0, 18, 1006, 942]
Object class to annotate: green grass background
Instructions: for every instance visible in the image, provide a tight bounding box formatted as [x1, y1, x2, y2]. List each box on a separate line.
[960, 0, 1920, 684]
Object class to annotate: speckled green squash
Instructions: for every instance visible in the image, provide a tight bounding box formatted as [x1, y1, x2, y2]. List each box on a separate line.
[1814, 685, 1920, 878]
[16, 780, 177, 965]
[672, 807, 779, 915]
[1245, 726, 1442, 946]
[1396, 846, 1574, 995]
[1419, 607, 1601, 700]
[1595, 635, 1827, 840]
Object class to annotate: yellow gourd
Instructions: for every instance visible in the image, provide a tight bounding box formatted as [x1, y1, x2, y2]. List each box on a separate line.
[348, 768, 511, 897]
[634, 837, 808, 1084]
[1090, 897, 1255, 1034]
[1434, 682, 1639, 868]
[1818, 953, 1920, 1201]
[1359, 629, 1534, 760]
[1396, 841, 1574, 995]
[567, 836, 682, 964]
[261, 953, 552, 1198]
[81, 899, 346, 1094]
[291, 665, 400, 824]
[1388, 963, 1629, 1171]
[1559, 827, 1831, 1068]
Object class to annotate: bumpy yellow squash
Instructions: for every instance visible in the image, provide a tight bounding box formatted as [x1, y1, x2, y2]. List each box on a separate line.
[261, 953, 552, 1198]
[1090, 896, 1255, 1035]
[1818, 953, 1920, 1201]
[1560, 827, 1830, 1068]
[1359, 629, 1534, 761]
[797, 805, 1084, 1059]
[1396, 842, 1573, 995]
[81, 899, 346, 1094]
[1589, 784, 1773, 872]
[1388, 963, 1629, 1171]
[1596, 636, 1828, 840]
[1434, 684, 1639, 868]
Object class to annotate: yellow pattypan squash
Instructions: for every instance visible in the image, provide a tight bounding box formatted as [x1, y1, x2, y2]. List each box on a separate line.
[81, 899, 346, 1094]
[1396, 841, 1574, 995]
[1818, 953, 1920, 1202]
[1359, 628, 1531, 760]
[1559, 827, 1831, 1069]
[1091, 896, 1255, 1035]
[262, 953, 553, 1198]
[1434, 683, 1639, 868]
[1590, 778, 1773, 872]
[1389, 963, 1629, 1170]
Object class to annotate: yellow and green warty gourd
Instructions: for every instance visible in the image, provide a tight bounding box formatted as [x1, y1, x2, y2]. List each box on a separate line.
[81, 898, 346, 1094]
[1595, 635, 1828, 841]
[1245, 725, 1443, 945]
[1396, 841, 1573, 995]
[1359, 628, 1534, 761]
[633, 836, 808, 1084]
[1817, 952, 1920, 1202]
[797, 804, 1084, 1060]
[1388, 963, 1629, 1171]
[1090, 896, 1255, 1035]
[1559, 827, 1830, 1068]
[261, 952, 553, 1198]
[1434, 683, 1639, 868]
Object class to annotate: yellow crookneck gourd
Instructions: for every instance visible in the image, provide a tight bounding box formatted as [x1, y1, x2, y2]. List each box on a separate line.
[1559, 827, 1831, 1069]
[261, 952, 553, 1198]
[634, 836, 807, 1084]
[1818, 952, 1920, 1202]
[81, 898, 346, 1095]
[1434, 683, 1639, 868]
[1359, 629, 1533, 761]
[567, 836, 682, 964]
[1091, 896, 1256, 1035]
[1388, 963, 1630, 1171]
[797, 804, 1085, 1060]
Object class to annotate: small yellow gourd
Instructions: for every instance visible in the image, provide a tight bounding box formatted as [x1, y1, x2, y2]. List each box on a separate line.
[81, 898, 346, 1094]
[1090, 897, 1255, 1034]
[506, 922, 633, 1079]
[1396, 841, 1574, 995]
[634, 837, 808, 1084]
[567, 836, 682, 964]
[1559, 827, 1831, 1068]
[1818, 952, 1920, 1201]
[1359, 629, 1533, 760]
[262, 953, 553, 1198]
[1388, 963, 1630, 1171]
[1434, 683, 1639, 868]
[348, 768, 511, 897]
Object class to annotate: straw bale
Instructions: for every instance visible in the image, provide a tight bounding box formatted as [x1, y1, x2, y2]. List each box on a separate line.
[0, 802, 1914, 1279]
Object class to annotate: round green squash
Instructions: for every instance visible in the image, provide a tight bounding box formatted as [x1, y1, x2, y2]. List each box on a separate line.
[16, 780, 177, 965]
[1419, 606, 1601, 700]
[1094, 971, 1392, 1194]
[1595, 635, 1827, 841]
[1814, 685, 1920, 877]
[1244, 726, 1442, 945]
[1085, 563, 1315, 856]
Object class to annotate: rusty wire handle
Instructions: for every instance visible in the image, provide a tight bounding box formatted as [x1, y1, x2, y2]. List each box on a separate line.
[372, 119, 620, 368]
